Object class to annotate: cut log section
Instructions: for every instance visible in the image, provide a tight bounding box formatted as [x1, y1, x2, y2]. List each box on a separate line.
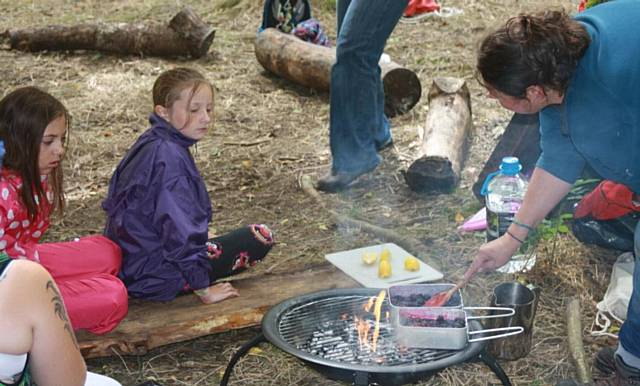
[404, 77, 472, 193]
[77, 265, 359, 358]
[1, 7, 215, 58]
[254, 28, 421, 117]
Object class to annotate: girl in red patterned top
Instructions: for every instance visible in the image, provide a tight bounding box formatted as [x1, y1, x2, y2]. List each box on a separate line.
[0, 87, 127, 335]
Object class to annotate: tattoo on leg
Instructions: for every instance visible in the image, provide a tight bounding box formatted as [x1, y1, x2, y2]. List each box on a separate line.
[46, 280, 78, 349]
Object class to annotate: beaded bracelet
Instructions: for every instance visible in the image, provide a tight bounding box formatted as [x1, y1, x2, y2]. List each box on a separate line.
[506, 230, 525, 244]
[512, 219, 534, 232]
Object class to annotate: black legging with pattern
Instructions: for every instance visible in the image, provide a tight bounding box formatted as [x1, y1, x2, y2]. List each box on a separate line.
[205, 224, 274, 282]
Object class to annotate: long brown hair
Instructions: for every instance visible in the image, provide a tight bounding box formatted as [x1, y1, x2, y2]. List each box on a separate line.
[477, 10, 590, 98]
[0, 87, 68, 220]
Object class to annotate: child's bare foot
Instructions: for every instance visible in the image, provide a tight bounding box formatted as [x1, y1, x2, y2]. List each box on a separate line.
[197, 282, 239, 304]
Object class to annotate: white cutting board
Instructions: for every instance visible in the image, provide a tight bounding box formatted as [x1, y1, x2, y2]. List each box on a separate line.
[325, 243, 443, 288]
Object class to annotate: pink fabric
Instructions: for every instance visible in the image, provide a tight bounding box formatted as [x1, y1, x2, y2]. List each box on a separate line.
[0, 170, 52, 261]
[37, 235, 128, 335]
[0, 170, 127, 334]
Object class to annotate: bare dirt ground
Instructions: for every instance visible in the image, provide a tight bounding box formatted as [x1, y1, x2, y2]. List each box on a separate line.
[0, 0, 622, 385]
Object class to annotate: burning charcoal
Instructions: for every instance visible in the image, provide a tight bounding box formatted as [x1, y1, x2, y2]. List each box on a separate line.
[391, 293, 432, 307]
[401, 314, 465, 328]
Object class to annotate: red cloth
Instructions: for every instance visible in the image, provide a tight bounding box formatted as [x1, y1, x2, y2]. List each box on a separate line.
[578, 0, 587, 12]
[0, 170, 127, 334]
[404, 0, 440, 17]
[574, 180, 640, 220]
[37, 235, 128, 335]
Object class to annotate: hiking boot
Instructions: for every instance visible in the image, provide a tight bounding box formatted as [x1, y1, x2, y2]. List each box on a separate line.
[316, 164, 377, 193]
[557, 354, 640, 386]
[605, 354, 640, 385]
[596, 347, 617, 375]
[316, 170, 366, 192]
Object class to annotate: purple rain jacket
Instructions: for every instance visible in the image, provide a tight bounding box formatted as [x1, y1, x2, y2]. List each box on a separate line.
[102, 113, 212, 301]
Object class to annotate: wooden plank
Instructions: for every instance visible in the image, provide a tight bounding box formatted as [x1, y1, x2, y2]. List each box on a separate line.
[77, 265, 359, 358]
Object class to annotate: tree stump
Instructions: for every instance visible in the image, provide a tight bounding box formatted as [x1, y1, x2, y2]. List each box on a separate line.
[404, 77, 472, 193]
[1, 7, 215, 58]
[254, 28, 421, 117]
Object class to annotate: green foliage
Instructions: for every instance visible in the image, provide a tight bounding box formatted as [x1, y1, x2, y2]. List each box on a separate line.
[565, 178, 601, 202]
[586, 0, 610, 9]
[518, 177, 601, 253]
[520, 212, 573, 254]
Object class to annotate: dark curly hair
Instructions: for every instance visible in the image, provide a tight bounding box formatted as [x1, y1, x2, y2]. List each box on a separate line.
[477, 10, 591, 98]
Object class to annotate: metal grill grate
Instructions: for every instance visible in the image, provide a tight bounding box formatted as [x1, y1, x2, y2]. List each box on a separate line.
[278, 295, 458, 366]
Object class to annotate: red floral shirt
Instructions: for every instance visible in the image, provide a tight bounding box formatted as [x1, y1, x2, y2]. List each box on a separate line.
[0, 170, 52, 261]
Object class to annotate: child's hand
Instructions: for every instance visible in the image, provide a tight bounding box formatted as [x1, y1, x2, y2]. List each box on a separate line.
[197, 282, 239, 304]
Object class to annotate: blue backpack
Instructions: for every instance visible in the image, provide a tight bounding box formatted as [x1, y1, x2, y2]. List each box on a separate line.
[260, 0, 312, 33]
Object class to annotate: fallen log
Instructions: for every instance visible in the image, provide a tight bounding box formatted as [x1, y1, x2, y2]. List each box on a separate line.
[77, 265, 358, 358]
[254, 28, 421, 118]
[472, 113, 540, 202]
[1, 7, 215, 58]
[565, 297, 593, 384]
[404, 77, 472, 193]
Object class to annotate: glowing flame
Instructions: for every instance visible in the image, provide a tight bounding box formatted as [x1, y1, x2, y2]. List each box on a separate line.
[371, 289, 386, 352]
[355, 316, 373, 350]
[363, 297, 374, 312]
[354, 290, 387, 353]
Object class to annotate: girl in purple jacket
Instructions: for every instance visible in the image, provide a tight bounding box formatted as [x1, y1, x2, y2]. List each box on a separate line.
[103, 68, 274, 304]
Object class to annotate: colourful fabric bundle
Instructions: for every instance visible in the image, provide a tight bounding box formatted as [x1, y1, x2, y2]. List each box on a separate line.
[292, 18, 331, 47]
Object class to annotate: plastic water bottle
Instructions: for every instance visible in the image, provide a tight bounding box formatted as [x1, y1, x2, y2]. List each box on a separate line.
[481, 157, 528, 242]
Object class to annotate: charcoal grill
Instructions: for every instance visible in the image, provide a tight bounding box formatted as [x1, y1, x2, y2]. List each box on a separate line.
[221, 288, 513, 386]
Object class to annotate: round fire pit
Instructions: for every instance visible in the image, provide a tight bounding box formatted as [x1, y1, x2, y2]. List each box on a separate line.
[260, 288, 506, 386]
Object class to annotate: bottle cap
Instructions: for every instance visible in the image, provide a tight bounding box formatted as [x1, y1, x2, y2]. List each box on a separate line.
[499, 157, 522, 176]
[480, 156, 523, 196]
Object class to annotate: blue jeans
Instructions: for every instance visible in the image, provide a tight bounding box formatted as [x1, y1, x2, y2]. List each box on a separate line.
[620, 220, 640, 358]
[329, 0, 409, 174]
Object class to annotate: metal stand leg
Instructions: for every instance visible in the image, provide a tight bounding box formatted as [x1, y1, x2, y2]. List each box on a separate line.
[220, 333, 266, 386]
[478, 350, 512, 386]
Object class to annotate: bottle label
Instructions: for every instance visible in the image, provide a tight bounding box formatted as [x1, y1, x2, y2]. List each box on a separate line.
[486, 210, 516, 241]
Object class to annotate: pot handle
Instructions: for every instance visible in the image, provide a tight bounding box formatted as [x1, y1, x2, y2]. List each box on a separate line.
[468, 326, 524, 343]
[463, 306, 515, 320]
